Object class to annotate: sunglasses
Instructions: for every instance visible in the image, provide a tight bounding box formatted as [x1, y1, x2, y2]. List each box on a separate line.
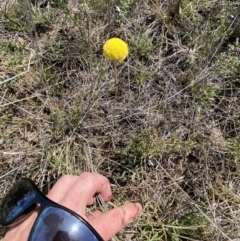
[0, 178, 103, 241]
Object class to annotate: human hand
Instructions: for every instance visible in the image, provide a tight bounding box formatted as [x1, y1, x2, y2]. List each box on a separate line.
[3, 172, 142, 241]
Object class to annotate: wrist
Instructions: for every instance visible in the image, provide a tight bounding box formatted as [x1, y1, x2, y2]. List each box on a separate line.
[3, 210, 38, 241]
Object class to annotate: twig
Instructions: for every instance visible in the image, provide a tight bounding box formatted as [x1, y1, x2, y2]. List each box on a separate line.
[0, 94, 40, 108]
[0, 167, 19, 180]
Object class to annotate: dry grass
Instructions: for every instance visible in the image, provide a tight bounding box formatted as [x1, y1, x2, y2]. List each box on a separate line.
[1, 0, 240, 240]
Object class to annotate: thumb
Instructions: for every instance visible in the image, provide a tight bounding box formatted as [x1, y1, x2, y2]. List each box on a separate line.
[90, 202, 142, 241]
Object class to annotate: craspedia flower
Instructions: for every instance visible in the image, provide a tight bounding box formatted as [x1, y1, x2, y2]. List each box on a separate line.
[103, 37, 129, 62]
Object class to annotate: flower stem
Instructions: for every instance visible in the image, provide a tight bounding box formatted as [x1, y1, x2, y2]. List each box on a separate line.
[113, 62, 118, 126]
[114, 62, 119, 97]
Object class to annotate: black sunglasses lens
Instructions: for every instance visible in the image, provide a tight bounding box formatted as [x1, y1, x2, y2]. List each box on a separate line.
[0, 179, 38, 226]
[30, 206, 101, 241]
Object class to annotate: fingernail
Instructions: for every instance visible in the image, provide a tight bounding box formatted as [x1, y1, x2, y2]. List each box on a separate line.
[134, 202, 142, 213]
[129, 203, 142, 223]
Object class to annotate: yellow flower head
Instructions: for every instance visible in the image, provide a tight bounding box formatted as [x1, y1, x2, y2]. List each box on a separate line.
[103, 37, 129, 62]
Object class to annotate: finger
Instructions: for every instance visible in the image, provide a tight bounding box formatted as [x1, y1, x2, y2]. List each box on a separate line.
[86, 210, 102, 220]
[90, 203, 142, 240]
[47, 175, 79, 202]
[61, 172, 112, 214]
